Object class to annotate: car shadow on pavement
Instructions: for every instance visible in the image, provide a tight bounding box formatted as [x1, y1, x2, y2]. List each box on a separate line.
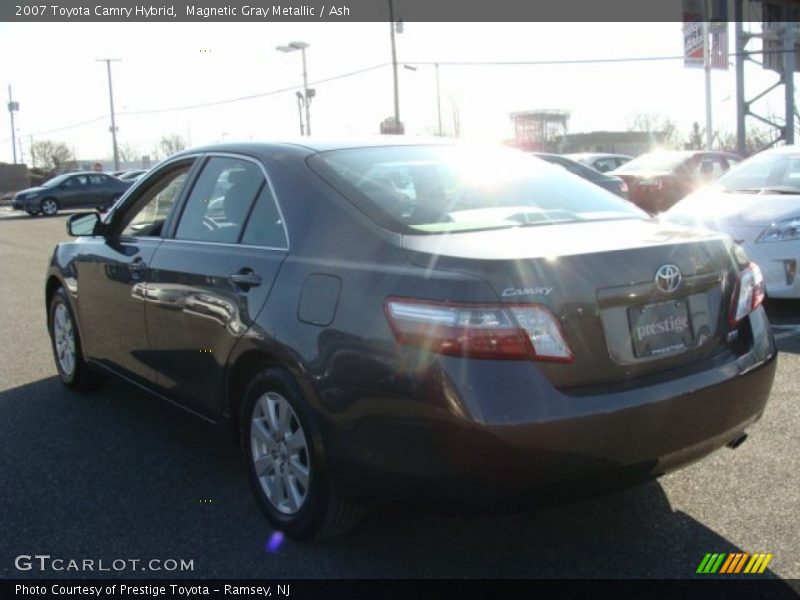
[0, 375, 792, 582]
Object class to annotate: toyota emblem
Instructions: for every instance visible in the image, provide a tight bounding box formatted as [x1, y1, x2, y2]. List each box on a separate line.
[655, 264, 682, 293]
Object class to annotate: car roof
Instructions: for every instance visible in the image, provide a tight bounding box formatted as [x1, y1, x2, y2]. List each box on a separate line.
[566, 152, 632, 159]
[173, 137, 461, 159]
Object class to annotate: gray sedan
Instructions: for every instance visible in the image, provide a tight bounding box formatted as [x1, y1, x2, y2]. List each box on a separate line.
[12, 171, 131, 216]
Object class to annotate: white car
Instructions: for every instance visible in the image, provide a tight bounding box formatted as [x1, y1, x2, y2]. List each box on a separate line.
[666, 145, 800, 298]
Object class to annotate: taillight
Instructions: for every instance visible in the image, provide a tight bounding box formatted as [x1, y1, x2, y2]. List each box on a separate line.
[729, 262, 765, 327]
[384, 298, 574, 362]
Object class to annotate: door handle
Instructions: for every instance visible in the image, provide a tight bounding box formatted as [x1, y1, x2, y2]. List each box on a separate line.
[229, 269, 262, 289]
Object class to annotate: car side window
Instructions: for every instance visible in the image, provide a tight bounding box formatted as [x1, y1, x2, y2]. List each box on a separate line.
[174, 157, 264, 244]
[240, 184, 288, 249]
[593, 158, 615, 173]
[61, 176, 77, 188]
[117, 166, 191, 238]
[89, 175, 107, 185]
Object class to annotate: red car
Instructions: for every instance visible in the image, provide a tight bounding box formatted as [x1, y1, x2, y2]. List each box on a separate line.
[610, 150, 741, 214]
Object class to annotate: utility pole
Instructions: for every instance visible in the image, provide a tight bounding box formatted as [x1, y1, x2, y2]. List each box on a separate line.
[435, 63, 443, 137]
[29, 135, 35, 168]
[7, 85, 18, 164]
[703, 19, 713, 150]
[97, 58, 121, 170]
[388, 0, 400, 132]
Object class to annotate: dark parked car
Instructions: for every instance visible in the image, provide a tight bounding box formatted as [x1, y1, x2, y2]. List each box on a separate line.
[533, 152, 629, 198]
[12, 171, 132, 216]
[610, 150, 741, 214]
[565, 152, 633, 173]
[46, 140, 775, 540]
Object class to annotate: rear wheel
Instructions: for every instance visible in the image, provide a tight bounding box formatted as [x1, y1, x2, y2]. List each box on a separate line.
[48, 287, 103, 390]
[241, 368, 363, 540]
[41, 197, 59, 216]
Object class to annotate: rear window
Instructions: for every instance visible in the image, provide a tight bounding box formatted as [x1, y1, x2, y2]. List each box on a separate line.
[308, 145, 644, 234]
[616, 152, 692, 173]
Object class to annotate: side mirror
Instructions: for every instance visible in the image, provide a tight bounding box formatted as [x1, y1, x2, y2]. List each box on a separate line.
[67, 212, 102, 237]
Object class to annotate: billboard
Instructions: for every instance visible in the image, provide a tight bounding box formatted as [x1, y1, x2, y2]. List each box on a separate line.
[683, 0, 729, 70]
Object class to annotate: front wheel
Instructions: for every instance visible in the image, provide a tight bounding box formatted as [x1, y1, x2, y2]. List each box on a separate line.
[48, 287, 103, 390]
[41, 197, 59, 216]
[241, 368, 363, 540]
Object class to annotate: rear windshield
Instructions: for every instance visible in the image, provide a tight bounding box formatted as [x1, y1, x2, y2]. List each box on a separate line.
[616, 152, 691, 173]
[308, 145, 645, 234]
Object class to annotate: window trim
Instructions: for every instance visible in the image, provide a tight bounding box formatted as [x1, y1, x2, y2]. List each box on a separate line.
[106, 154, 202, 240]
[166, 151, 290, 251]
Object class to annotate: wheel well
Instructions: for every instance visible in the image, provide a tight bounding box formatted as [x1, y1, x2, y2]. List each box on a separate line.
[45, 276, 63, 319]
[226, 350, 282, 440]
[42, 196, 59, 206]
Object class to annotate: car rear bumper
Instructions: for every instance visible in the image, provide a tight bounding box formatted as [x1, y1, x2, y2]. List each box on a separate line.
[326, 307, 776, 511]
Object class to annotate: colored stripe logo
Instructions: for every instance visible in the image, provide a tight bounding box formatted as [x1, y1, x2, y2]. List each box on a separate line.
[696, 552, 773, 574]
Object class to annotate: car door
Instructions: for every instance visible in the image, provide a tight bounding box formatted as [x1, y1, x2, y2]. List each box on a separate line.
[58, 175, 88, 208]
[145, 153, 289, 418]
[74, 158, 197, 386]
[87, 174, 115, 207]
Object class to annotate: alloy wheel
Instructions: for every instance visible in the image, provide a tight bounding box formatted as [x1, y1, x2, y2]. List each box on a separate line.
[250, 391, 311, 515]
[53, 303, 76, 377]
[42, 199, 58, 216]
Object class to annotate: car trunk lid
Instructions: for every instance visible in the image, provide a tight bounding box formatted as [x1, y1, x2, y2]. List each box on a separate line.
[402, 219, 740, 389]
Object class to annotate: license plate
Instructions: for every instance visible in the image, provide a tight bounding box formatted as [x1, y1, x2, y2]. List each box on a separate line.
[628, 299, 694, 358]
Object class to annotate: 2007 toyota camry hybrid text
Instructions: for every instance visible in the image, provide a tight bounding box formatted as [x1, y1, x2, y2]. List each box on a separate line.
[45, 140, 776, 540]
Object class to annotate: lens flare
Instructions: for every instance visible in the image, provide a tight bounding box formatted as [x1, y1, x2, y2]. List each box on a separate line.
[265, 531, 284, 553]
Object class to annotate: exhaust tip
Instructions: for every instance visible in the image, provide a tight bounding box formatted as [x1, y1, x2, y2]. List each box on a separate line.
[727, 433, 748, 449]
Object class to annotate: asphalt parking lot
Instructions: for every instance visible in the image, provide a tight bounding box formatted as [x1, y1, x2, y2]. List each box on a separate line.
[0, 207, 798, 581]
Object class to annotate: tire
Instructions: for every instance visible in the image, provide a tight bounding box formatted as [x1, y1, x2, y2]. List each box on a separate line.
[241, 368, 363, 541]
[41, 197, 59, 216]
[48, 287, 103, 391]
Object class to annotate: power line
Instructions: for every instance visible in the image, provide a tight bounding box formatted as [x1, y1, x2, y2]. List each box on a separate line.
[119, 63, 390, 116]
[0, 63, 390, 143]
[3, 49, 798, 145]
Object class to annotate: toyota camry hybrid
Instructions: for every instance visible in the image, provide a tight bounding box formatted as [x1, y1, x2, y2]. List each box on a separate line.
[45, 140, 776, 540]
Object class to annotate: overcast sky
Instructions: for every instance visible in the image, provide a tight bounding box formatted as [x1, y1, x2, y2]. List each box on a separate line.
[0, 21, 790, 163]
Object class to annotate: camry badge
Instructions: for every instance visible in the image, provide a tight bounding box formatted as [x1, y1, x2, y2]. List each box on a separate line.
[655, 264, 682, 293]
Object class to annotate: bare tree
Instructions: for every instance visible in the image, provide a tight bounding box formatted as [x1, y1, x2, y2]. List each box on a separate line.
[627, 112, 681, 149]
[117, 143, 141, 163]
[30, 140, 75, 171]
[155, 134, 188, 159]
[686, 122, 705, 150]
[717, 125, 782, 156]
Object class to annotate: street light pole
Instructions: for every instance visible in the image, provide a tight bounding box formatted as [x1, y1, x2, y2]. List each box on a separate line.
[299, 46, 311, 136]
[277, 42, 312, 136]
[295, 91, 306, 136]
[7, 84, 18, 164]
[97, 58, 121, 170]
[388, 0, 400, 132]
[703, 20, 713, 150]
